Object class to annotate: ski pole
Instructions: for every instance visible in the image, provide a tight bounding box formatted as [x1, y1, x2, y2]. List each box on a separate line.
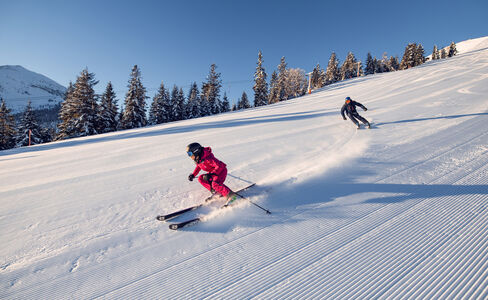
[235, 192, 271, 214]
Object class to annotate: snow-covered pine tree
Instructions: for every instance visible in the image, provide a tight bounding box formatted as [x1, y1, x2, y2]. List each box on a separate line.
[201, 64, 222, 115]
[237, 92, 251, 110]
[448, 42, 458, 57]
[98, 82, 118, 133]
[149, 81, 169, 125]
[340, 52, 359, 80]
[432, 45, 440, 60]
[277, 56, 289, 101]
[287, 68, 307, 99]
[253, 51, 268, 107]
[221, 93, 230, 113]
[0, 99, 17, 150]
[310, 63, 325, 89]
[416, 44, 426, 65]
[268, 71, 279, 104]
[186, 82, 200, 119]
[16, 101, 43, 147]
[56, 82, 75, 140]
[365, 53, 375, 75]
[57, 69, 99, 139]
[440, 48, 447, 59]
[400, 43, 417, 70]
[177, 87, 186, 121]
[325, 52, 340, 85]
[120, 65, 147, 129]
[389, 56, 400, 71]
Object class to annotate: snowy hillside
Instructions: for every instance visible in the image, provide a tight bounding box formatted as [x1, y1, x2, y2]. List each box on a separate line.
[0, 65, 66, 112]
[1, 36, 488, 299]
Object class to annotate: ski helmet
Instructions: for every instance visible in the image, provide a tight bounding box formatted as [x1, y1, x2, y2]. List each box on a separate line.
[345, 96, 351, 101]
[187, 142, 203, 157]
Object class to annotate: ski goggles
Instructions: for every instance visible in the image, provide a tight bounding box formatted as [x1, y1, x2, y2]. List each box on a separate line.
[187, 151, 194, 157]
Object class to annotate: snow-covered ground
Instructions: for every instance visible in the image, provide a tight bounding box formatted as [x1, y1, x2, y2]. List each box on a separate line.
[1, 36, 488, 299]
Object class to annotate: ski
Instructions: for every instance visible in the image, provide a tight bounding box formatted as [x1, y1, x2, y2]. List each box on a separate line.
[167, 183, 257, 230]
[168, 199, 238, 230]
[156, 194, 215, 222]
[157, 183, 255, 222]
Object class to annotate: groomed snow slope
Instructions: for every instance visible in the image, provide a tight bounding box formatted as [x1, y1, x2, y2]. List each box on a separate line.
[1, 36, 488, 299]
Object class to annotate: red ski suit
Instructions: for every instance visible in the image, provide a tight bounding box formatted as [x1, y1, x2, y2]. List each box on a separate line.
[191, 147, 231, 197]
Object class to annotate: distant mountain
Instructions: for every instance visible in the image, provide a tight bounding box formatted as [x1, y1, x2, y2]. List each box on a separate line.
[0, 65, 66, 112]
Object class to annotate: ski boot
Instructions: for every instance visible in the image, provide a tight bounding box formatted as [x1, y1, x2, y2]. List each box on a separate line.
[224, 191, 238, 206]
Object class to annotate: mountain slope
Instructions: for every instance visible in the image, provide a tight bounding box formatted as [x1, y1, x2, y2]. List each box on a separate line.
[1, 37, 487, 299]
[0, 65, 66, 112]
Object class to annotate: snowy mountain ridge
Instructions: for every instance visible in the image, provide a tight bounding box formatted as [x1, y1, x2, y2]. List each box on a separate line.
[0, 65, 66, 112]
[1, 36, 488, 299]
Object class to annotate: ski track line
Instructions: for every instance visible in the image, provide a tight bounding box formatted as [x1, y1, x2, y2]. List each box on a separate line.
[204, 179, 470, 298]
[375, 125, 488, 184]
[100, 202, 396, 297]
[98, 200, 400, 299]
[253, 192, 488, 299]
[260, 191, 484, 298]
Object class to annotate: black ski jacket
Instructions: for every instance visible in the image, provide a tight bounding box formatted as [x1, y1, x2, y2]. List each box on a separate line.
[341, 100, 367, 118]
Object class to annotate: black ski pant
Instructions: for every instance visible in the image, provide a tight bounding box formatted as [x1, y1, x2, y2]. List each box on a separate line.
[347, 112, 369, 126]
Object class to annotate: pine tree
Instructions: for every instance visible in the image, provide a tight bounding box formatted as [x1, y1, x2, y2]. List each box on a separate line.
[16, 101, 43, 147]
[56, 82, 75, 140]
[120, 65, 147, 129]
[440, 48, 447, 59]
[201, 64, 222, 115]
[98, 82, 118, 132]
[432, 45, 440, 60]
[287, 68, 307, 99]
[253, 51, 268, 107]
[186, 82, 200, 119]
[400, 43, 420, 70]
[268, 71, 279, 104]
[325, 52, 340, 84]
[177, 87, 186, 121]
[149, 81, 170, 125]
[56, 69, 99, 139]
[416, 44, 426, 65]
[340, 52, 359, 80]
[448, 42, 458, 57]
[276, 56, 288, 101]
[389, 56, 400, 71]
[310, 63, 325, 89]
[365, 52, 375, 75]
[221, 93, 230, 113]
[0, 99, 17, 150]
[237, 92, 251, 110]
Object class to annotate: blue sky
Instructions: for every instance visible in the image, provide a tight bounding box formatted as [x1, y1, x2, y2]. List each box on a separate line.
[1, 0, 487, 105]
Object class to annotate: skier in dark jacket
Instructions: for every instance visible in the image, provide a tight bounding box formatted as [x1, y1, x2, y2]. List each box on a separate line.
[341, 96, 371, 129]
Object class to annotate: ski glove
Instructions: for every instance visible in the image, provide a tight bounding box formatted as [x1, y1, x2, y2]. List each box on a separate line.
[343, 117, 347, 120]
[188, 174, 195, 181]
[364, 108, 368, 111]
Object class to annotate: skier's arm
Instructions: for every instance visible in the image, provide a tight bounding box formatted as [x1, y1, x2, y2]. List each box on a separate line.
[341, 105, 347, 119]
[192, 166, 201, 177]
[356, 101, 367, 111]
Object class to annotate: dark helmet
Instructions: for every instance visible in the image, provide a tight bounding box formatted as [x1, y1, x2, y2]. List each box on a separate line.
[186, 142, 203, 157]
[345, 96, 351, 101]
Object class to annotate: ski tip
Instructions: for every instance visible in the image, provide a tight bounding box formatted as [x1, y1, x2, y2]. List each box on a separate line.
[169, 224, 179, 230]
[156, 215, 166, 221]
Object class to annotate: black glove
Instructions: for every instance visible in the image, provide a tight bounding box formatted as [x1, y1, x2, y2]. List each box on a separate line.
[364, 108, 368, 111]
[188, 174, 195, 181]
[343, 117, 347, 120]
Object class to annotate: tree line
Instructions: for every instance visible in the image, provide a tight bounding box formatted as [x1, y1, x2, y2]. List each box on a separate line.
[0, 41, 458, 150]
